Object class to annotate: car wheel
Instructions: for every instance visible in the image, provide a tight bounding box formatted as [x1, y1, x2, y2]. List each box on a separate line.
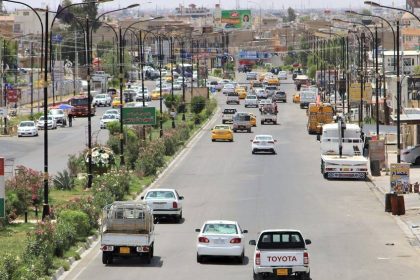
[176, 212, 182, 223]
[253, 271, 262, 280]
[247, 128, 251, 133]
[197, 253, 203, 263]
[237, 251, 245, 264]
[102, 253, 113, 265]
[18, 135, 21, 138]
[252, 150, 256, 154]
[415, 157, 420, 165]
[212, 139, 215, 142]
[300, 272, 310, 280]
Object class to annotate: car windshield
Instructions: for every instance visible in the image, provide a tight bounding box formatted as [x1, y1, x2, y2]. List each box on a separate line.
[102, 115, 116, 120]
[203, 223, 238, 234]
[50, 109, 63, 115]
[258, 232, 305, 249]
[266, 86, 277, 90]
[106, 110, 119, 115]
[96, 94, 106, 99]
[20, 122, 34, 127]
[223, 109, 236, 114]
[255, 136, 273, 141]
[70, 98, 89, 106]
[224, 84, 234, 89]
[146, 191, 175, 199]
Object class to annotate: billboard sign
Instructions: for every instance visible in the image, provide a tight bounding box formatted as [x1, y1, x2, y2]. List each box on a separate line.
[221, 10, 252, 30]
[390, 163, 410, 194]
[349, 83, 372, 103]
[122, 107, 156, 125]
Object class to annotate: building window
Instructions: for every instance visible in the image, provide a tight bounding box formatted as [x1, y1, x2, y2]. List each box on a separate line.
[23, 11, 29, 16]
[13, 24, 21, 33]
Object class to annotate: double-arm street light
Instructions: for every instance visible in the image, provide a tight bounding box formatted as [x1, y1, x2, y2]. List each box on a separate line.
[364, 1, 419, 163]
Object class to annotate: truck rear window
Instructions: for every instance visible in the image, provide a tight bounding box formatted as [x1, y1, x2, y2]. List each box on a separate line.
[258, 232, 305, 249]
[223, 109, 236, 114]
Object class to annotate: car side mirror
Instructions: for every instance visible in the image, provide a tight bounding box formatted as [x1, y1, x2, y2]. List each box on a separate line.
[242, 230, 248, 234]
[316, 135, 321, 141]
[305, 239, 312, 245]
[179, 196, 184, 200]
[250, 139, 253, 142]
[195, 228, 200, 233]
[249, 240, 256, 246]
[140, 196, 144, 200]
[274, 140, 277, 142]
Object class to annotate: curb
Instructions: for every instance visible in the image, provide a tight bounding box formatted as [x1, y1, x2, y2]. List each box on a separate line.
[368, 174, 420, 246]
[52, 232, 99, 280]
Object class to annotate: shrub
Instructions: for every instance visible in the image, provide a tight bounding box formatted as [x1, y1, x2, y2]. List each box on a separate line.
[191, 96, 206, 114]
[5, 166, 45, 220]
[0, 253, 20, 280]
[59, 196, 99, 228]
[53, 170, 75, 190]
[67, 153, 86, 177]
[135, 139, 165, 176]
[53, 220, 77, 257]
[162, 129, 180, 156]
[92, 170, 131, 209]
[204, 98, 217, 117]
[58, 210, 90, 238]
[24, 221, 55, 276]
[164, 95, 180, 111]
[106, 120, 121, 135]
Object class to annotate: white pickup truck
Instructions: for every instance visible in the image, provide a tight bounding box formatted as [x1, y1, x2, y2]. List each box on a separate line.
[100, 201, 155, 265]
[249, 229, 311, 280]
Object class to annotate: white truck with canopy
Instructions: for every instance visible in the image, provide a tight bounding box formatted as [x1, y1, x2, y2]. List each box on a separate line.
[249, 229, 311, 280]
[319, 117, 368, 179]
[299, 87, 318, 109]
[100, 201, 155, 264]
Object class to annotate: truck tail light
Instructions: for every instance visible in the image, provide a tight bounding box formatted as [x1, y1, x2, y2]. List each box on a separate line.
[325, 168, 335, 171]
[255, 251, 261, 265]
[230, 238, 241, 244]
[172, 201, 178, 209]
[198, 237, 209, 243]
[268, 141, 274, 144]
[101, 245, 114, 252]
[304, 252, 309, 265]
[253, 141, 260, 144]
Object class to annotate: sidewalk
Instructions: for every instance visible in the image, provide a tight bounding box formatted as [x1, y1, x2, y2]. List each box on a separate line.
[370, 151, 420, 243]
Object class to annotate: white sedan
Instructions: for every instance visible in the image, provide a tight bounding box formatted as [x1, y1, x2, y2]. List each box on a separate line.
[195, 220, 247, 263]
[251, 134, 277, 154]
[100, 114, 119, 129]
[17, 121, 38, 137]
[141, 188, 184, 223]
[37, 116, 57, 130]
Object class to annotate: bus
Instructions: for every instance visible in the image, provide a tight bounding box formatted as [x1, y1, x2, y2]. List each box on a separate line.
[176, 63, 192, 77]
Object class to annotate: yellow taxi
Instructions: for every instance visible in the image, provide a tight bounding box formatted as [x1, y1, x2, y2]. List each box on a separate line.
[211, 124, 234, 142]
[249, 113, 257, 127]
[111, 97, 124, 108]
[236, 89, 247, 99]
[267, 77, 280, 86]
[151, 90, 162, 100]
[164, 75, 173, 83]
[293, 92, 300, 103]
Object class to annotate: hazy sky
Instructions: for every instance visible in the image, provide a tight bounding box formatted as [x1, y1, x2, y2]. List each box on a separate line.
[2, 0, 407, 11]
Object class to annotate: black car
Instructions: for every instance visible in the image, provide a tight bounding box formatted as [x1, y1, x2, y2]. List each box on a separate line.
[272, 91, 287, 103]
[238, 65, 252, 73]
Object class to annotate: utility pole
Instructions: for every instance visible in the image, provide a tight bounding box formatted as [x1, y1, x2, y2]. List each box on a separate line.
[396, 20, 401, 163]
[30, 42, 34, 118]
[85, 17, 93, 189]
[73, 30, 77, 96]
[375, 25, 379, 137]
[359, 32, 365, 127]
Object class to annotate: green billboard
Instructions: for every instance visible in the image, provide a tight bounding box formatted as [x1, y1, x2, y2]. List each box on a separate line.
[221, 10, 252, 30]
[122, 107, 156, 125]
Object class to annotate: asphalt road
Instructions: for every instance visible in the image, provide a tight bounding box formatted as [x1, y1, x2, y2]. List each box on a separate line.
[61, 74, 420, 280]
[0, 80, 169, 176]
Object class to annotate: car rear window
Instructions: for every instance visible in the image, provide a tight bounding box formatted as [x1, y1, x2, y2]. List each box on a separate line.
[223, 109, 236, 114]
[247, 96, 257, 99]
[145, 191, 175, 199]
[258, 232, 305, 249]
[266, 86, 277, 90]
[228, 92, 239, 96]
[203, 223, 238, 234]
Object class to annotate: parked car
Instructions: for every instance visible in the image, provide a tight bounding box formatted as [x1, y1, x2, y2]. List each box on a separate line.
[195, 220, 247, 263]
[222, 84, 235, 95]
[402, 145, 420, 165]
[37, 116, 57, 130]
[49, 109, 66, 126]
[251, 134, 276, 154]
[104, 109, 120, 117]
[17, 121, 38, 137]
[141, 189, 184, 223]
[135, 88, 151, 102]
[92, 93, 112, 107]
[100, 114, 119, 129]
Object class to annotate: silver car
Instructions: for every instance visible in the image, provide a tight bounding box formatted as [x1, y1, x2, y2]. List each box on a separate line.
[251, 134, 277, 154]
[244, 95, 258, 108]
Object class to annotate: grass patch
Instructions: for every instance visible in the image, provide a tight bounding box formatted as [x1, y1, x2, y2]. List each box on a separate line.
[0, 223, 35, 257]
[50, 183, 93, 207]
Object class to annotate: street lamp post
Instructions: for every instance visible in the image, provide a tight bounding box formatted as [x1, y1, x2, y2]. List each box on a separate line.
[365, 1, 420, 22]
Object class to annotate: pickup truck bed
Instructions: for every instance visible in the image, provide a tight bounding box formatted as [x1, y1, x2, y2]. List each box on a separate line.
[321, 154, 368, 179]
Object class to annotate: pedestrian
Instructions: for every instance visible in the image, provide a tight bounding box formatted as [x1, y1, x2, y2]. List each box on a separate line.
[68, 114, 73, 127]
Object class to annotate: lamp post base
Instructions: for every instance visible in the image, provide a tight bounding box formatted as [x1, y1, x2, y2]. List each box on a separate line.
[120, 154, 125, 166]
[172, 119, 175, 128]
[182, 113, 186, 121]
[42, 204, 50, 220]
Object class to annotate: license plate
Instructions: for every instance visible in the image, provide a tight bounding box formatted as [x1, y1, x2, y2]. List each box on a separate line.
[119, 247, 130, 254]
[342, 168, 350, 171]
[214, 239, 225, 244]
[276, 268, 288, 276]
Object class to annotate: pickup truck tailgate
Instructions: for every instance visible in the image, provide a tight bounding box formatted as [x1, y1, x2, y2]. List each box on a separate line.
[260, 250, 304, 266]
[101, 233, 150, 247]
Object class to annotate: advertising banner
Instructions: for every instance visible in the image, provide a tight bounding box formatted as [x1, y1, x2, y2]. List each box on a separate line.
[390, 163, 410, 194]
[6, 89, 21, 103]
[349, 83, 372, 103]
[369, 140, 386, 168]
[221, 10, 252, 30]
